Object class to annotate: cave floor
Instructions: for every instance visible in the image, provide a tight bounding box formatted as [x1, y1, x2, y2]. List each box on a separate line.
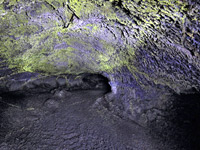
[0, 89, 170, 150]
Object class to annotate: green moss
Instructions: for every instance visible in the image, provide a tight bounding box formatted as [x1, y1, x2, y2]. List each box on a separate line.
[84, 24, 100, 33]
[68, 0, 96, 18]
[0, 0, 191, 79]
[45, 0, 64, 10]
[7, 0, 18, 6]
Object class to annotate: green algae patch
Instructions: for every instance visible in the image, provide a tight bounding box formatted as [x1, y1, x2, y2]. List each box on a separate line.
[68, 0, 96, 18]
[0, 24, 118, 75]
[5, 0, 18, 6]
[0, 0, 194, 80]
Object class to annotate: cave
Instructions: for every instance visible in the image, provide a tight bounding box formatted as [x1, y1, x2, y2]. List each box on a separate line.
[82, 74, 112, 93]
[169, 92, 200, 150]
[149, 90, 200, 150]
[0, 0, 200, 149]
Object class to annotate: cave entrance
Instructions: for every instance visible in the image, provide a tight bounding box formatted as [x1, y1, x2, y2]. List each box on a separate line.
[0, 74, 113, 149]
[82, 74, 112, 94]
[158, 91, 200, 150]
[171, 92, 200, 150]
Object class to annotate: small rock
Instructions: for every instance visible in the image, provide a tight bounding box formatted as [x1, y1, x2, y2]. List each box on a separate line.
[32, 77, 58, 90]
[54, 90, 72, 99]
[57, 77, 67, 87]
[23, 81, 36, 90]
[8, 80, 24, 92]
[26, 107, 35, 111]
[105, 93, 115, 102]
[95, 83, 105, 89]
[43, 77, 57, 88]
[44, 99, 59, 109]
[92, 97, 104, 109]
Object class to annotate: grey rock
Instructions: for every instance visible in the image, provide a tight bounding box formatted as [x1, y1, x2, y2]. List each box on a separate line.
[42, 77, 58, 89]
[44, 99, 59, 110]
[32, 77, 58, 90]
[53, 90, 72, 99]
[8, 80, 24, 92]
[56, 77, 67, 87]
[23, 82, 36, 90]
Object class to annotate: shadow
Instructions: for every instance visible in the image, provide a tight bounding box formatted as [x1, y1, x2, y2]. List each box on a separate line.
[82, 74, 112, 94]
[151, 90, 200, 150]
[168, 92, 200, 150]
[0, 92, 25, 143]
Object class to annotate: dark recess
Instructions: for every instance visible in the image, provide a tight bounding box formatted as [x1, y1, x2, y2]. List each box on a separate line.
[0, 74, 112, 144]
[82, 74, 112, 94]
[0, 92, 25, 143]
[170, 92, 200, 150]
[152, 90, 200, 150]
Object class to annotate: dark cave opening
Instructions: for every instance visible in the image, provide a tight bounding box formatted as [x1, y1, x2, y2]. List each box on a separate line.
[82, 74, 112, 94]
[0, 74, 112, 112]
[0, 73, 112, 144]
[153, 91, 200, 150]
[169, 92, 200, 150]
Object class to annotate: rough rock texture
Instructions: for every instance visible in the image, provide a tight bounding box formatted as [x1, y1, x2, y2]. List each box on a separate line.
[0, 0, 200, 130]
[0, 89, 172, 150]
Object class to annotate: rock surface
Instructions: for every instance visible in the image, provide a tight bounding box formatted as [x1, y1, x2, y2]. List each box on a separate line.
[0, 0, 200, 147]
[0, 89, 173, 150]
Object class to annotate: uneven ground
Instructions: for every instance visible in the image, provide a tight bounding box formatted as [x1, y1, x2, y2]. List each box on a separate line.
[1, 0, 200, 127]
[0, 0, 200, 149]
[0, 89, 173, 150]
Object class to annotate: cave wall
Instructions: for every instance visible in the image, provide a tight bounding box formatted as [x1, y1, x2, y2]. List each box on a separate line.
[1, 0, 200, 125]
